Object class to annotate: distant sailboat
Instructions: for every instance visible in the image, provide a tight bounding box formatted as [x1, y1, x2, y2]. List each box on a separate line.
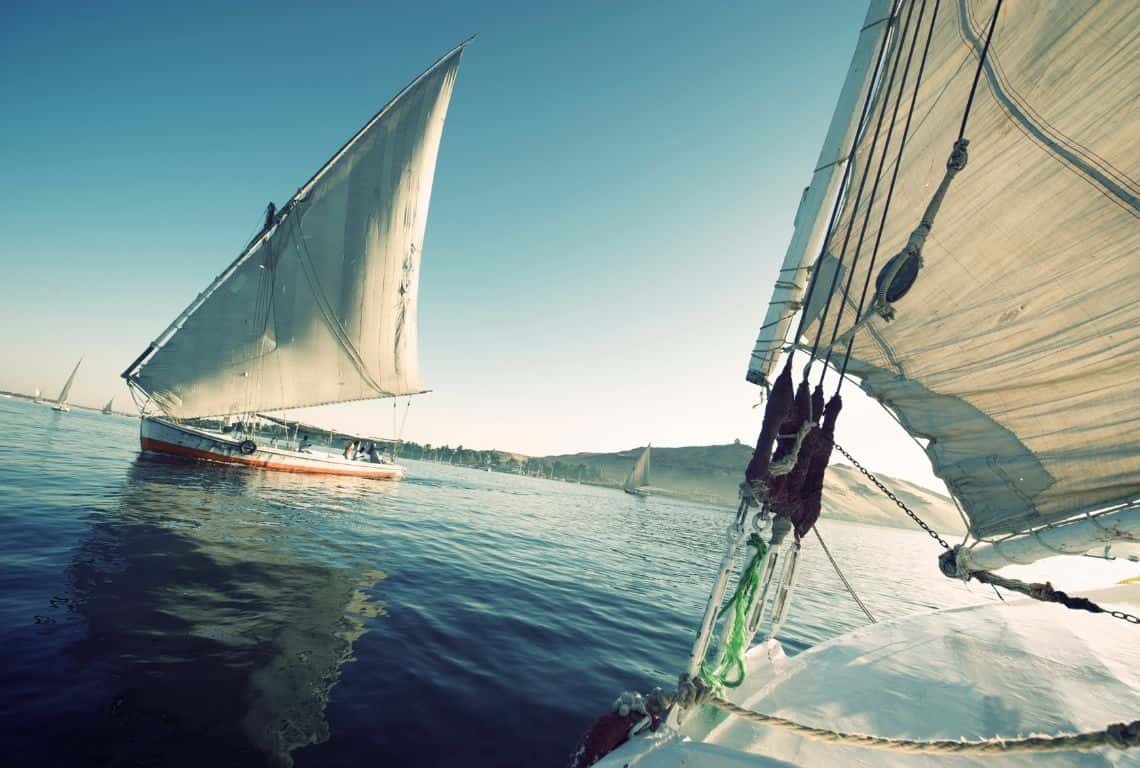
[51, 357, 83, 413]
[102, 397, 114, 415]
[120, 41, 470, 481]
[622, 445, 650, 496]
[33, 388, 42, 404]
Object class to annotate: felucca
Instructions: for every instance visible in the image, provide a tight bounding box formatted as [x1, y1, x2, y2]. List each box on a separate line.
[121, 41, 470, 480]
[622, 445, 650, 496]
[575, 2, 1139, 765]
[51, 357, 82, 413]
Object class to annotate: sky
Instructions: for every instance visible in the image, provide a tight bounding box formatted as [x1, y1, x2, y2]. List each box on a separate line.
[0, 1, 945, 490]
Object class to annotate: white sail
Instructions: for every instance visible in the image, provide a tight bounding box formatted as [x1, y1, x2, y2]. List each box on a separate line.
[752, 0, 1140, 540]
[102, 397, 114, 415]
[56, 357, 82, 406]
[126, 45, 466, 419]
[623, 446, 651, 492]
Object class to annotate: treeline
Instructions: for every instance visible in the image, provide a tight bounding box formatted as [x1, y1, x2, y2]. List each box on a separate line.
[394, 441, 604, 482]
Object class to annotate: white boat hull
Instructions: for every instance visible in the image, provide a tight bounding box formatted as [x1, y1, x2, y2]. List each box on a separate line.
[596, 582, 1140, 767]
[51, 403, 70, 413]
[139, 417, 405, 481]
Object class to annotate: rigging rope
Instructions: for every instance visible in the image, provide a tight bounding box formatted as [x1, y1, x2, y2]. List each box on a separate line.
[834, 440, 1139, 627]
[958, 0, 1002, 142]
[819, 0, 933, 381]
[832, 0, 1001, 381]
[836, 0, 942, 384]
[785, 0, 902, 376]
[698, 692, 1139, 754]
[805, 0, 921, 378]
[939, 549, 1140, 626]
[812, 528, 876, 623]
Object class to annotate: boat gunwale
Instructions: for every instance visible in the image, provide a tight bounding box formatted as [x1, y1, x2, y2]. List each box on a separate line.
[141, 416, 406, 478]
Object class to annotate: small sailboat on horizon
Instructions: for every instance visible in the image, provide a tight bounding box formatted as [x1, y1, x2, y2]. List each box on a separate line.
[101, 397, 114, 415]
[120, 41, 470, 481]
[51, 357, 82, 413]
[622, 444, 650, 496]
[33, 387, 42, 404]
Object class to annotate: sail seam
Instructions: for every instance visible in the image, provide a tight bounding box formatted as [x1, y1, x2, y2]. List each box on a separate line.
[956, 0, 1138, 216]
[960, 0, 1137, 198]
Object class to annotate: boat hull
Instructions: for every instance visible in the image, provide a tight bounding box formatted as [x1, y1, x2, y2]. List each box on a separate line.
[51, 403, 70, 413]
[139, 417, 405, 480]
[595, 582, 1140, 767]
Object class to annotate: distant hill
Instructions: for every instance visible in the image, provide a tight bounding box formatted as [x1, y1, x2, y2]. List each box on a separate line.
[540, 442, 964, 535]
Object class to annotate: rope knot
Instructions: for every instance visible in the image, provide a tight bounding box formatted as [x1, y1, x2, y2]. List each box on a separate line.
[675, 674, 713, 709]
[938, 547, 964, 579]
[742, 480, 769, 507]
[947, 138, 969, 172]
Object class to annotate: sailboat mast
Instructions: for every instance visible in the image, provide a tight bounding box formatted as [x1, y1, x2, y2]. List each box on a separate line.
[746, 0, 895, 387]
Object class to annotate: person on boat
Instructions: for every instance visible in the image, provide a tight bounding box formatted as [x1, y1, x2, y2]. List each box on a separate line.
[343, 440, 356, 460]
[367, 442, 382, 463]
[298, 434, 312, 453]
[264, 202, 277, 232]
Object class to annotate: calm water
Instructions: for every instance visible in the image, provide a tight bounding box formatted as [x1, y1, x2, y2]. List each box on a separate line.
[0, 397, 996, 767]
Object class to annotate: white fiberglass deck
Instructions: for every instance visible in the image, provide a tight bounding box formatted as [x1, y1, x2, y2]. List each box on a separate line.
[599, 583, 1140, 767]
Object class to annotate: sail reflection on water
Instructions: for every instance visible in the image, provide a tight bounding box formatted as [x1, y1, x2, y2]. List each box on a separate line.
[65, 457, 391, 766]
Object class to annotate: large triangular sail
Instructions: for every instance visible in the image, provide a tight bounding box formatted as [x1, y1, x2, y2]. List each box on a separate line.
[623, 446, 651, 492]
[124, 43, 468, 420]
[747, 0, 1140, 541]
[56, 357, 82, 407]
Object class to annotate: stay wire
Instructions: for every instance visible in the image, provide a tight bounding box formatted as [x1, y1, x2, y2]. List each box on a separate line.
[836, 0, 1000, 385]
[787, 1, 902, 379]
[819, 0, 932, 385]
[836, 0, 943, 386]
[805, 0, 920, 380]
[959, 0, 1002, 142]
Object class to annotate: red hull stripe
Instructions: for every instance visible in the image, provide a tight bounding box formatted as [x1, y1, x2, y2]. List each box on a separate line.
[140, 437, 403, 480]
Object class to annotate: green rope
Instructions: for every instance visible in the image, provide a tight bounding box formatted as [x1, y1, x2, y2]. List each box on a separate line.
[700, 533, 769, 692]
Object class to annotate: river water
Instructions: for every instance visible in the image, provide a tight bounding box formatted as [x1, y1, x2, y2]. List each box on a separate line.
[0, 397, 1004, 766]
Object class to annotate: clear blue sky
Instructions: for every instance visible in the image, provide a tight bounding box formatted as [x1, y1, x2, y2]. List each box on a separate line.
[0, 1, 942, 488]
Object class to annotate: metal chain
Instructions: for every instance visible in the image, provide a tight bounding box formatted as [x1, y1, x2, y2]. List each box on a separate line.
[1110, 610, 1140, 625]
[832, 441, 951, 550]
[833, 441, 1138, 627]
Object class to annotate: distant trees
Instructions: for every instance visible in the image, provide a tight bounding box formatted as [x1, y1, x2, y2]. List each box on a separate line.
[392, 442, 604, 483]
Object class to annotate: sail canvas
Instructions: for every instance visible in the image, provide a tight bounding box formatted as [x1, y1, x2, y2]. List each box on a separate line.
[748, 0, 1140, 538]
[130, 48, 464, 420]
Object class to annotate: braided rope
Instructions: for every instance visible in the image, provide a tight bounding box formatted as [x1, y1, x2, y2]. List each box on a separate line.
[812, 528, 877, 623]
[704, 696, 1139, 754]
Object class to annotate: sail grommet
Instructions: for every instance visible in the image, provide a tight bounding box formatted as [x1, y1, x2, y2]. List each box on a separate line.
[239, 440, 257, 455]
